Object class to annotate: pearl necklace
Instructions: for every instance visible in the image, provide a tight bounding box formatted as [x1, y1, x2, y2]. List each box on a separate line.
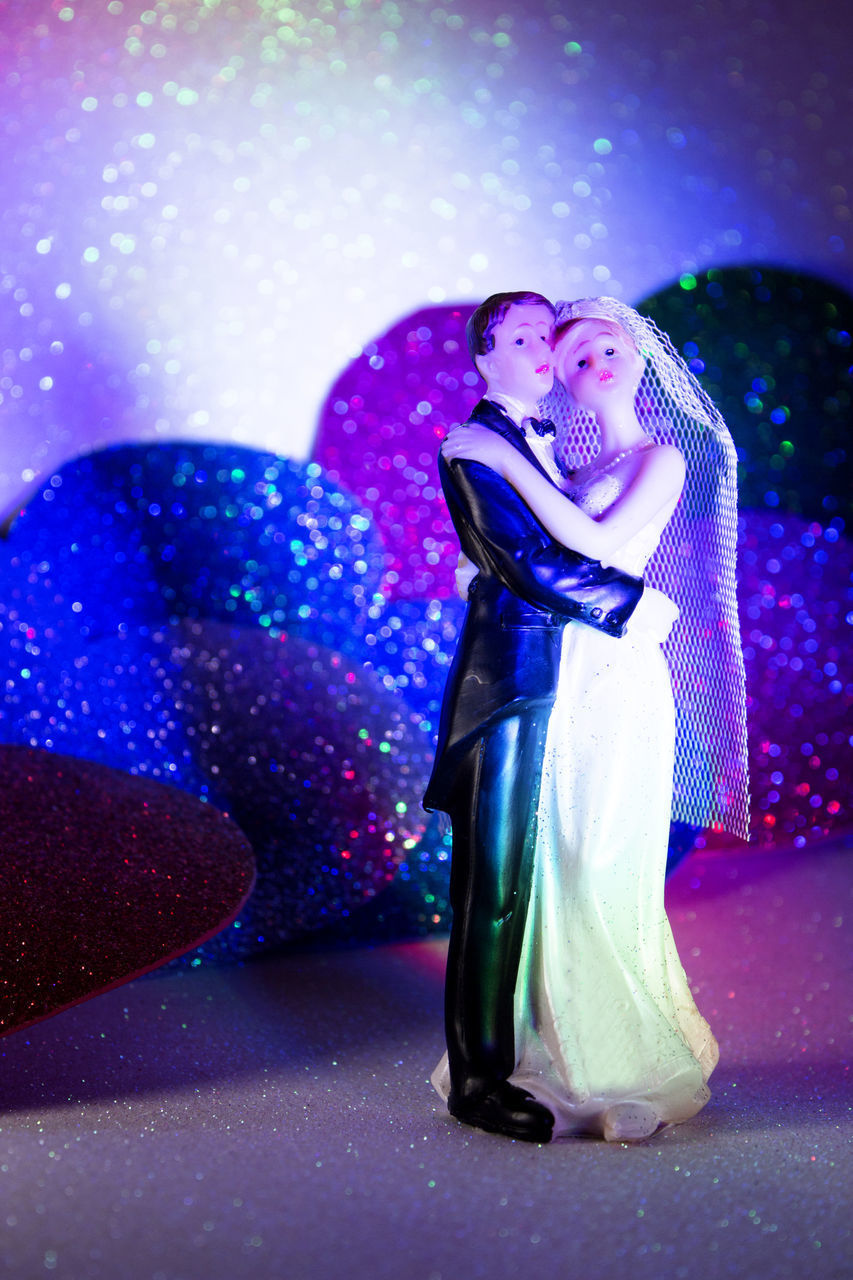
[596, 437, 656, 474]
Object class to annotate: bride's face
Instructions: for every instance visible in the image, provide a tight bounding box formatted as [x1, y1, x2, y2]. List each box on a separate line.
[555, 319, 644, 414]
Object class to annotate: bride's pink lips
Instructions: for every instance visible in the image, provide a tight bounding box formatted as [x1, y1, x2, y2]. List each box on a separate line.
[536, 363, 550, 375]
[599, 369, 614, 382]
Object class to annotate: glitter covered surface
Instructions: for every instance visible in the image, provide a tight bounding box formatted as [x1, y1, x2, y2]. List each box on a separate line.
[642, 267, 852, 525]
[0, 0, 849, 512]
[0, 838, 848, 1279]
[737, 513, 850, 851]
[0, 744, 255, 1036]
[0, 444, 444, 951]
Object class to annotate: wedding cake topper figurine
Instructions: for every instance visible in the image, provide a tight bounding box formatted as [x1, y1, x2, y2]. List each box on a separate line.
[426, 292, 747, 1142]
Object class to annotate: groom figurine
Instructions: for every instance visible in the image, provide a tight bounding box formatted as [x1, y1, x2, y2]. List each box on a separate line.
[425, 291, 644, 1141]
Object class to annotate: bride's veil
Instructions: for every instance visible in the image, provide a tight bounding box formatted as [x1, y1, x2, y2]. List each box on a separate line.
[543, 297, 750, 841]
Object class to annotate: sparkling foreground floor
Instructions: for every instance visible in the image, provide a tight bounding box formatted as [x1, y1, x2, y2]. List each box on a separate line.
[0, 840, 850, 1280]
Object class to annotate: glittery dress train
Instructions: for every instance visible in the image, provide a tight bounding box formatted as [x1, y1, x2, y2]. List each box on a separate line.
[433, 459, 719, 1141]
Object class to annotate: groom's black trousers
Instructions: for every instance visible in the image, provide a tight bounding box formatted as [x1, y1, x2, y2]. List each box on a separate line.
[443, 707, 552, 1103]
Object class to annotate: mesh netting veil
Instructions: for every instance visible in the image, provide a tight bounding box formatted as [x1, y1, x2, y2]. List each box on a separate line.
[544, 297, 749, 840]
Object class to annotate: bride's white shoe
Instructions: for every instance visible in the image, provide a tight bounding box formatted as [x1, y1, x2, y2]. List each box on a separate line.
[602, 1101, 660, 1143]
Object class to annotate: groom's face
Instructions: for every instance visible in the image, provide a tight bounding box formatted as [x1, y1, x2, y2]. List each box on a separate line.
[476, 303, 555, 405]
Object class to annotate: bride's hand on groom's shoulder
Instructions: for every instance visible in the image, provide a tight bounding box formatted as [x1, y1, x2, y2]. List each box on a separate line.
[441, 425, 507, 472]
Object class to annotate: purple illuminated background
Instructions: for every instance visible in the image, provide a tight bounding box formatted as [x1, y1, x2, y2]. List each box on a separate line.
[0, 0, 850, 961]
[0, 0, 850, 512]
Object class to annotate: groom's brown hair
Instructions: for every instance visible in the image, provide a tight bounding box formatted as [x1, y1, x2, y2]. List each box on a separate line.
[466, 291, 554, 362]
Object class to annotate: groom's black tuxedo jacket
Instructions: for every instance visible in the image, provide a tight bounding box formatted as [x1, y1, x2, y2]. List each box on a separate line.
[423, 398, 644, 812]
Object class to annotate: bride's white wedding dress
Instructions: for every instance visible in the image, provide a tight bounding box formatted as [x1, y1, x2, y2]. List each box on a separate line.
[433, 457, 719, 1141]
[510, 461, 718, 1140]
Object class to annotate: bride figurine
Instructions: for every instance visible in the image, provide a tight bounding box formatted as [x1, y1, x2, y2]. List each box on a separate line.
[437, 297, 748, 1140]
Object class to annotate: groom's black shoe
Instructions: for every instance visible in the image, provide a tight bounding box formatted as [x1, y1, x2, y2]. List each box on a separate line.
[449, 1081, 554, 1143]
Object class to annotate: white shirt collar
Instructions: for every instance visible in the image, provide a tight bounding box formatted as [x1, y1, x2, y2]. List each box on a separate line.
[486, 394, 562, 484]
[486, 393, 540, 428]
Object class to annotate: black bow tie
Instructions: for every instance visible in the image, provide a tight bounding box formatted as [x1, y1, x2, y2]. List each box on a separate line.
[521, 417, 556, 438]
